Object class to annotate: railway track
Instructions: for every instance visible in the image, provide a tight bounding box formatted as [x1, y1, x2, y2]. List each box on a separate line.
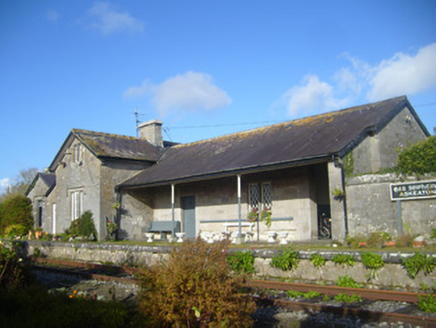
[33, 257, 436, 327]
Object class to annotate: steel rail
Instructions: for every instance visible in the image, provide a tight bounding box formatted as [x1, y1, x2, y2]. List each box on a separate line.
[33, 260, 436, 327]
[34, 257, 433, 304]
[247, 279, 433, 304]
[257, 297, 436, 328]
[32, 265, 137, 284]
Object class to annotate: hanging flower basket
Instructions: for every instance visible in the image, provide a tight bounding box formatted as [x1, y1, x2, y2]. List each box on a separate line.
[260, 207, 272, 228]
[247, 208, 258, 222]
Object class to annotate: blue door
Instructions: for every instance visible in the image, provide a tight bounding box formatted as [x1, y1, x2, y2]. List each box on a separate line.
[182, 196, 196, 239]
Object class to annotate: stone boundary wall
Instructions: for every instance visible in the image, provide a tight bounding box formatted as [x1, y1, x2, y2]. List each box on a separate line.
[345, 173, 436, 237]
[19, 240, 436, 290]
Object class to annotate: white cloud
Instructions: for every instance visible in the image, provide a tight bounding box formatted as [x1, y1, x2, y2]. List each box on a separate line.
[124, 72, 232, 116]
[280, 43, 436, 117]
[85, 2, 144, 35]
[281, 75, 350, 117]
[46, 10, 59, 22]
[368, 43, 436, 101]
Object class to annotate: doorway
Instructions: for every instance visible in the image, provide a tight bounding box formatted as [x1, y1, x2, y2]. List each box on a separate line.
[181, 196, 196, 239]
[317, 204, 332, 239]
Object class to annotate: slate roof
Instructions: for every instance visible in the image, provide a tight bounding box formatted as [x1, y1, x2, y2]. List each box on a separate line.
[26, 172, 56, 196]
[49, 129, 163, 171]
[119, 96, 427, 189]
[39, 173, 56, 189]
[72, 129, 162, 162]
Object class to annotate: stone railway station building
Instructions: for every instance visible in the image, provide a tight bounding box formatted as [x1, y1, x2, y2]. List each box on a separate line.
[27, 96, 435, 242]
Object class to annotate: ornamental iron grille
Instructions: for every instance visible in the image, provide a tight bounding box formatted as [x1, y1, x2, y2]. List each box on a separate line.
[249, 182, 272, 210]
[249, 184, 260, 210]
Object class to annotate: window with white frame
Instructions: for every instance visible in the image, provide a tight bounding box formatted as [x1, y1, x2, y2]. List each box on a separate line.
[249, 182, 272, 211]
[70, 190, 83, 221]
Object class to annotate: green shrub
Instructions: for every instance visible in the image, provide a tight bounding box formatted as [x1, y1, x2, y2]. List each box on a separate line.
[4, 224, 28, 239]
[418, 294, 436, 313]
[65, 211, 97, 241]
[367, 232, 389, 248]
[336, 275, 362, 288]
[226, 250, 255, 274]
[334, 292, 362, 303]
[332, 253, 355, 267]
[395, 233, 412, 247]
[138, 238, 255, 327]
[310, 253, 326, 268]
[0, 242, 33, 289]
[0, 194, 33, 236]
[286, 290, 321, 299]
[396, 136, 436, 175]
[360, 252, 384, 281]
[401, 252, 436, 279]
[270, 248, 300, 271]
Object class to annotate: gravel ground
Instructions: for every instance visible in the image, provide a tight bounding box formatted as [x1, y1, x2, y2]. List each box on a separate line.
[34, 269, 434, 327]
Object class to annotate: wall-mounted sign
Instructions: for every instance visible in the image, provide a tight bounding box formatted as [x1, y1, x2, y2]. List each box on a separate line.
[390, 180, 436, 201]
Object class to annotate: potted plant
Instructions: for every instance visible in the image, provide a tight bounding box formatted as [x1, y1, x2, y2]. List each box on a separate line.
[106, 219, 118, 242]
[35, 228, 43, 240]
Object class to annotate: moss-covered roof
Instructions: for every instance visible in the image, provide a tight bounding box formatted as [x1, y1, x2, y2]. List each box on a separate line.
[71, 129, 162, 162]
[119, 96, 426, 188]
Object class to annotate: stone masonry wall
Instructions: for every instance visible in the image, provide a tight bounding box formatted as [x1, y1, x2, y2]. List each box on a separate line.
[24, 240, 436, 290]
[345, 174, 436, 237]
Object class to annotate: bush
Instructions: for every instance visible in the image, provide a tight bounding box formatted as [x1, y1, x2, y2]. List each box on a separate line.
[138, 238, 255, 327]
[65, 211, 97, 241]
[226, 250, 256, 274]
[396, 136, 436, 175]
[0, 242, 33, 289]
[310, 253, 326, 268]
[401, 252, 436, 279]
[361, 252, 384, 281]
[4, 224, 28, 239]
[270, 248, 300, 271]
[336, 275, 362, 288]
[0, 194, 33, 236]
[332, 253, 356, 267]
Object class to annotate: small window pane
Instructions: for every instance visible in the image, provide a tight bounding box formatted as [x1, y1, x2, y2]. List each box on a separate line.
[249, 184, 260, 210]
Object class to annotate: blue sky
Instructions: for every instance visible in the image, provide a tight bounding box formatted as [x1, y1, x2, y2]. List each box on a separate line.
[1, 0, 436, 193]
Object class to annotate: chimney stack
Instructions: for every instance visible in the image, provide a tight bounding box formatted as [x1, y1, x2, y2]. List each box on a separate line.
[137, 119, 163, 147]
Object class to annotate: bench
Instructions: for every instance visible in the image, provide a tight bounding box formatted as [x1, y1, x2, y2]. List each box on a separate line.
[148, 221, 181, 239]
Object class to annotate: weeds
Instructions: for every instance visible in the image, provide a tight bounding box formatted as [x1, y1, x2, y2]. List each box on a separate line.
[270, 248, 300, 271]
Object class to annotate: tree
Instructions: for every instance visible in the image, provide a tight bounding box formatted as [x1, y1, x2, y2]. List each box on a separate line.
[0, 168, 39, 201]
[396, 136, 436, 175]
[0, 194, 33, 235]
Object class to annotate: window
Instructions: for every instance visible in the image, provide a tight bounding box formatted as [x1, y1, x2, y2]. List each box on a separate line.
[37, 200, 43, 227]
[70, 190, 83, 220]
[249, 182, 272, 210]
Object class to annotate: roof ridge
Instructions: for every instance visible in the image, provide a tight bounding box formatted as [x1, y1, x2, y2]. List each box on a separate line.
[71, 128, 140, 141]
[174, 96, 407, 149]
